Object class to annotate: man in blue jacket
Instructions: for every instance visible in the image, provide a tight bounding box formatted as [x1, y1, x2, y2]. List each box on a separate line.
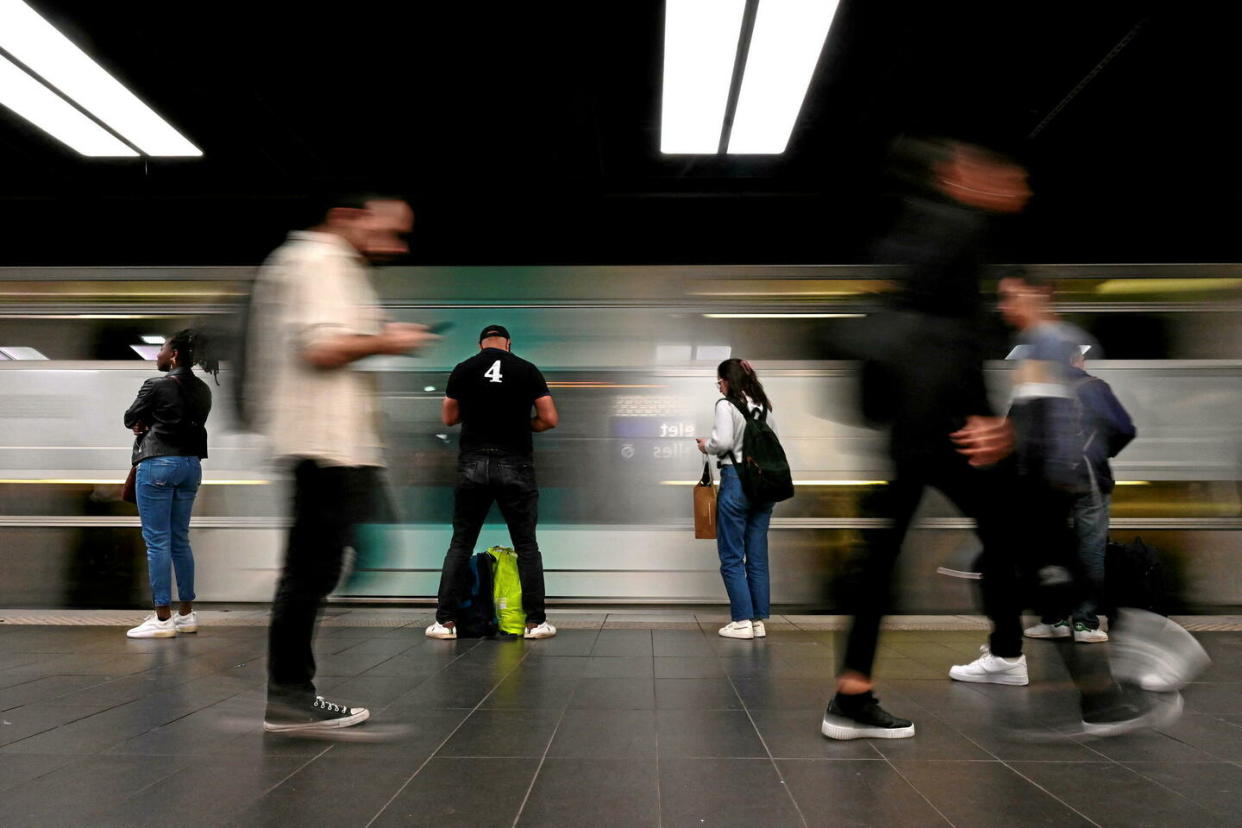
[1025, 353, 1136, 642]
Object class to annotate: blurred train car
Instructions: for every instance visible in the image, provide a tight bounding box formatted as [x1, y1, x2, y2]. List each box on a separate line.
[2, 264, 1241, 610]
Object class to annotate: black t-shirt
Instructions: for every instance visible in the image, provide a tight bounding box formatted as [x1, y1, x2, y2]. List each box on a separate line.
[446, 348, 550, 456]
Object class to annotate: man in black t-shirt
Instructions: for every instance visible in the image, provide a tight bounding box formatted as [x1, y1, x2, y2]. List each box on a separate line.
[426, 325, 560, 640]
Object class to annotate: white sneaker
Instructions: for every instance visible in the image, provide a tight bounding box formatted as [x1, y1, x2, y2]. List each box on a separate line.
[949, 645, 1029, 685]
[1072, 623, 1108, 643]
[524, 621, 557, 639]
[718, 620, 754, 640]
[1109, 609, 1211, 693]
[1024, 620, 1071, 639]
[752, 620, 767, 638]
[127, 614, 176, 639]
[173, 611, 198, 634]
[425, 621, 457, 640]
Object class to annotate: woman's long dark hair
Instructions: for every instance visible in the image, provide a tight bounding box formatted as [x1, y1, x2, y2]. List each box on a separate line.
[168, 328, 220, 385]
[718, 358, 772, 411]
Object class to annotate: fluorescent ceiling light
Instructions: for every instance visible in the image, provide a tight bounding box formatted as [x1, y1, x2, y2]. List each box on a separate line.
[728, 0, 841, 154]
[141, 335, 165, 345]
[0, 346, 48, 359]
[129, 344, 160, 360]
[0, 52, 136, 156]
[661, 0, 746, 153]
[0, 0, 201, 156]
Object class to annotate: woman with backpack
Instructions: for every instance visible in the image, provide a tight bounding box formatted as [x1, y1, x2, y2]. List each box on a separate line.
[122, 329, 217, 639]
[697, 358, 782, 640]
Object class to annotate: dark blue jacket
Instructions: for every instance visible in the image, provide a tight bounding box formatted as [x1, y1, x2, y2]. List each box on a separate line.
[1069, 367, 1136, 493]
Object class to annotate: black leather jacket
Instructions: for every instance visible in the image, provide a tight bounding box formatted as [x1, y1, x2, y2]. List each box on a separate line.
[123, 366, 212, 465]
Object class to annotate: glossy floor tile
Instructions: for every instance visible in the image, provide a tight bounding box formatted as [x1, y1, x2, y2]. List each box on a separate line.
[0, 615, 1238, 826]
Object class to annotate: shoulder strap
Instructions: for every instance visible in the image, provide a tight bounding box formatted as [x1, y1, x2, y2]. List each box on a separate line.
[725, 397, 752, 421]
[722, 398, 748, 467]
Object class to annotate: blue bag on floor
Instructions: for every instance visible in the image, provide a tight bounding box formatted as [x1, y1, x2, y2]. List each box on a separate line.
[456, 551, 499, 638]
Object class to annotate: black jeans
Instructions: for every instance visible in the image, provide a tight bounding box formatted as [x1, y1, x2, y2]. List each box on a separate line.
[435, 449, 546, 625]
[268, 460, 389, 700]
[842, 452, 1024, 679]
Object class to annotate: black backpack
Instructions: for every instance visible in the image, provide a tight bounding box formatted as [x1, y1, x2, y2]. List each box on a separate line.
[1105, 536, 1168, 616]
[455, 552, 499, 638]
[726, 399, 794, 505]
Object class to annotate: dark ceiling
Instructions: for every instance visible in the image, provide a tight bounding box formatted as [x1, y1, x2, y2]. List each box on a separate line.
[0, 0, 1236, 266]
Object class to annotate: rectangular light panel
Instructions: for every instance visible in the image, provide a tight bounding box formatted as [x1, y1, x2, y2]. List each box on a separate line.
[141, 335, 166, 345]
[0, 346, 49, 360]
[661, 0, 746, 154]
[0, 0, 201, 156]
[0, 52, 136, 156]
[728, 0, 841, 154]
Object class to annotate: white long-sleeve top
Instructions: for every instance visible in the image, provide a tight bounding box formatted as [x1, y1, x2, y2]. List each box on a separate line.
[704, 395, 775, 464]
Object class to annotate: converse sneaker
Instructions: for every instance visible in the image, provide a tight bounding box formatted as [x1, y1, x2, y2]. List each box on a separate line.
[173, 611, 198, 634]
[821, 692, 915, 740]
[949, 645, 1029, 685]
[127, 614, 176, 639]
[524, 621, 557, 639]
[425, 621, 457, 640]
[1024, 619, 1071, 639]
[718, 620, 754, 640]
[752, 620, 767, 638]
[1072, 623, 1108, 643]
[263, 695, 370, 733]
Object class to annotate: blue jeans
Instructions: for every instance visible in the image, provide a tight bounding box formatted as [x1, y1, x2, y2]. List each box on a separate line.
[136, 456, 201, 607]
[1041, 488, 1110, 629]
[716, 465, 774, 622]
[1071, 489, 1110, 628]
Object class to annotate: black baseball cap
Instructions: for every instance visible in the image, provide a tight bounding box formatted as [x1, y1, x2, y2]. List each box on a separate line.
[479, 324, 511, 342]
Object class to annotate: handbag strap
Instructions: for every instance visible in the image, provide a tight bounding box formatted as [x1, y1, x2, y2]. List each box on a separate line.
[699, 460, 713, 486]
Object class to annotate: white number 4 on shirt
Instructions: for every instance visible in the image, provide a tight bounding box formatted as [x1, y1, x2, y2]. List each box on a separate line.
[484, 360, 503, 383]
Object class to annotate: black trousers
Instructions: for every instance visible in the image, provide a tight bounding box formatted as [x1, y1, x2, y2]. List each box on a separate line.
[842, 452, 1024, 678]
[435, 449, 546, 625]
[267, 460, 389, 699]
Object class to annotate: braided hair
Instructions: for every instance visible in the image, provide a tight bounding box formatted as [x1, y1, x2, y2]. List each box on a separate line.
[717, 358, 772, 412]
[167, 328, 220, 384]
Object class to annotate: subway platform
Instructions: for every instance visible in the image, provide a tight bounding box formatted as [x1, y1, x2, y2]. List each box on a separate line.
[1, 609, 1240, 827]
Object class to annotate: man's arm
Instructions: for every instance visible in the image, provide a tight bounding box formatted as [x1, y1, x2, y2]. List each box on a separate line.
[302, 323, 434, 370]
[531, 395, 558, 432]
[442, 397, 461, 427]
[1081, 379, 1136, 457]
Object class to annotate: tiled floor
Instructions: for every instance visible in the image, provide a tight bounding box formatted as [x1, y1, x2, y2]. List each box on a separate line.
[0, 612, 1240, 827]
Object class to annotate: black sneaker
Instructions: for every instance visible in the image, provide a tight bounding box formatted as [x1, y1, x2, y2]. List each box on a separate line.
[263, 695, 370, 733]
[821, 692, 916, 740]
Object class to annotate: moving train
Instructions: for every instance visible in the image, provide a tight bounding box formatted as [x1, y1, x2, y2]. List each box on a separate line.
[3, 264, 1240, 610]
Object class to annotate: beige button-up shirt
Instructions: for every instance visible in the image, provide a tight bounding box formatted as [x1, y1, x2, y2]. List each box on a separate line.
[247, 231, 386, 467]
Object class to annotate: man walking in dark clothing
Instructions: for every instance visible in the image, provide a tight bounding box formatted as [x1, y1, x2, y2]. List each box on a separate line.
[822, 139, 1029, 740]
[426, 325, 560, 640]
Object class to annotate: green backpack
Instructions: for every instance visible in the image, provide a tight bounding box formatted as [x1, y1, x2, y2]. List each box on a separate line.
[725, 399, 795, 505]
[487, 546, 526, 635]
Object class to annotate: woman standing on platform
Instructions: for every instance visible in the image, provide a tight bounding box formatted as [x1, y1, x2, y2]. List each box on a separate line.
[123, 329, 217, 639]
[697, 358, 777, 640]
